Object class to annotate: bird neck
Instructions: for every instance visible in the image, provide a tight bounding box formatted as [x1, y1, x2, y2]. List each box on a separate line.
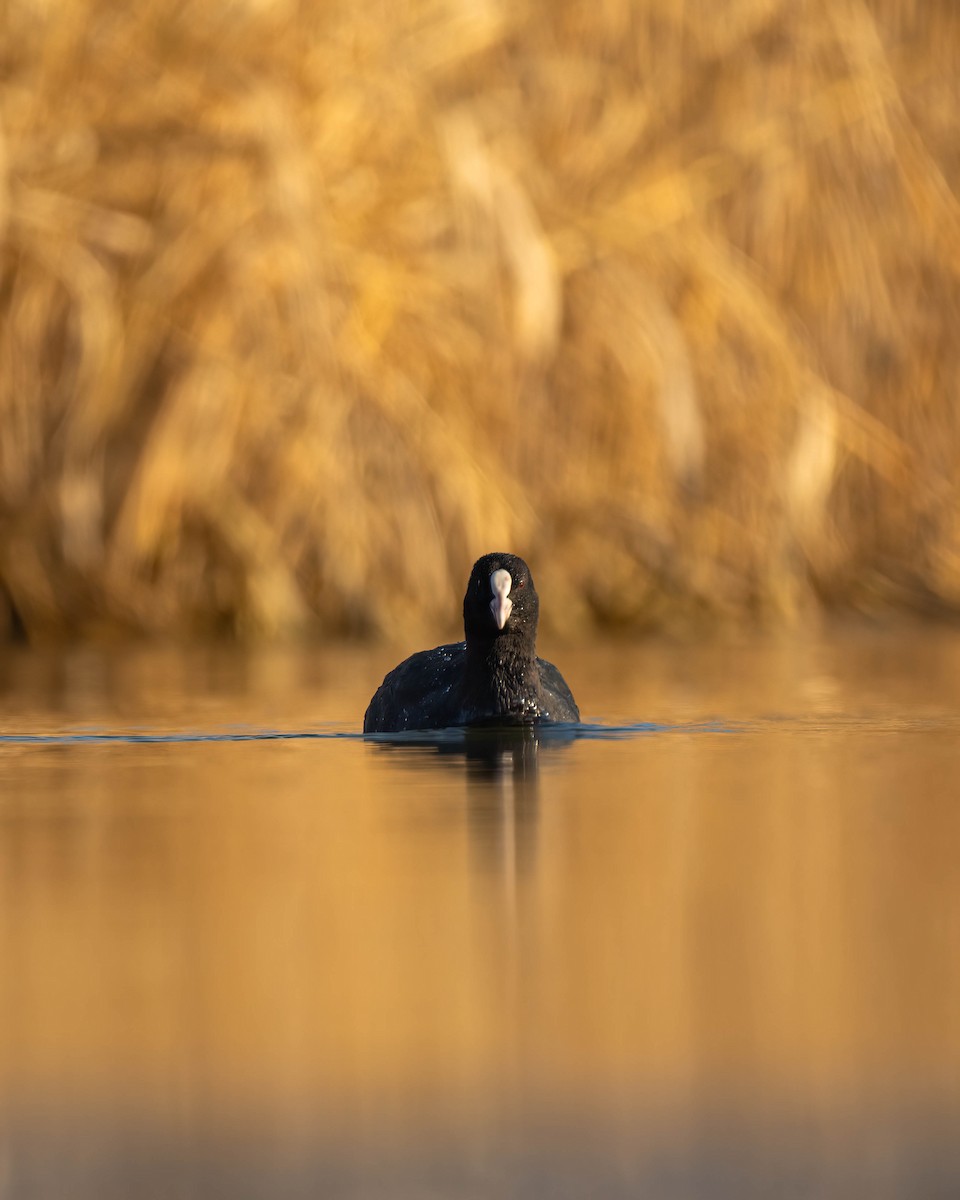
[464, 635, 540, 713]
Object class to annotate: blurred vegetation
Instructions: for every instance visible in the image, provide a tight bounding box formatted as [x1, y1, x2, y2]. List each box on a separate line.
[0, 0, 958, 641]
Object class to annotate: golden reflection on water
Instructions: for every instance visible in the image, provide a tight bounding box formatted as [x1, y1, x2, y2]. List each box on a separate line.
[1, 630, 960, 1186]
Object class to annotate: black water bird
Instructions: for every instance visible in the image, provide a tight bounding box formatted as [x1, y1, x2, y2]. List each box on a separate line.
[363, 553, 580, 733]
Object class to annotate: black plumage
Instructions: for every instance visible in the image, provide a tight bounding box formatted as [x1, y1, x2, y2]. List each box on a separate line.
[363, 552, 580, 733]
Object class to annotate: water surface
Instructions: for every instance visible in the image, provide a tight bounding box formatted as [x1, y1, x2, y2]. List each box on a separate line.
[1, 628, 959, 1197]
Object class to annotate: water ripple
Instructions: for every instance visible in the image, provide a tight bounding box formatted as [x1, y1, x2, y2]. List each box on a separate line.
[0, 720, 737, 746]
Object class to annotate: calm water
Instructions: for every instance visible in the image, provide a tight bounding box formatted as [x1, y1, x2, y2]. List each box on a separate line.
[2, 628, 960, 1198]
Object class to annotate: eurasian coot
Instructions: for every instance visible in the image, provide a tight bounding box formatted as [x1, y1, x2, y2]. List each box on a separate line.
[363, 552, 580, 732]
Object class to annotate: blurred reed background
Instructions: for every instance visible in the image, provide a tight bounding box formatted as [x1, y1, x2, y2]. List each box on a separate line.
[0, 0, 957, 642]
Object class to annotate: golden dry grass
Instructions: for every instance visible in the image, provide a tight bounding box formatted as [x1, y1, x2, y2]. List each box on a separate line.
[0, 0, 958, 640]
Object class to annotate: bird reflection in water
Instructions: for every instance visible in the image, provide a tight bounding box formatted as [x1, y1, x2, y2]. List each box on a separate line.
[365, 723, 577, 880]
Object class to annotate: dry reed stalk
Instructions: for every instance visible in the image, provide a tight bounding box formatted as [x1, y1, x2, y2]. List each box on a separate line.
[0, 0, 957, 639]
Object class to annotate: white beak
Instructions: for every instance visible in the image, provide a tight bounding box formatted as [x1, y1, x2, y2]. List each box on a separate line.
[489, 568, 513, 630]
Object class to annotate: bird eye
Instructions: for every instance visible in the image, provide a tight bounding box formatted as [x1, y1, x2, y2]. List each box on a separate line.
[516, 578, 525, 589]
